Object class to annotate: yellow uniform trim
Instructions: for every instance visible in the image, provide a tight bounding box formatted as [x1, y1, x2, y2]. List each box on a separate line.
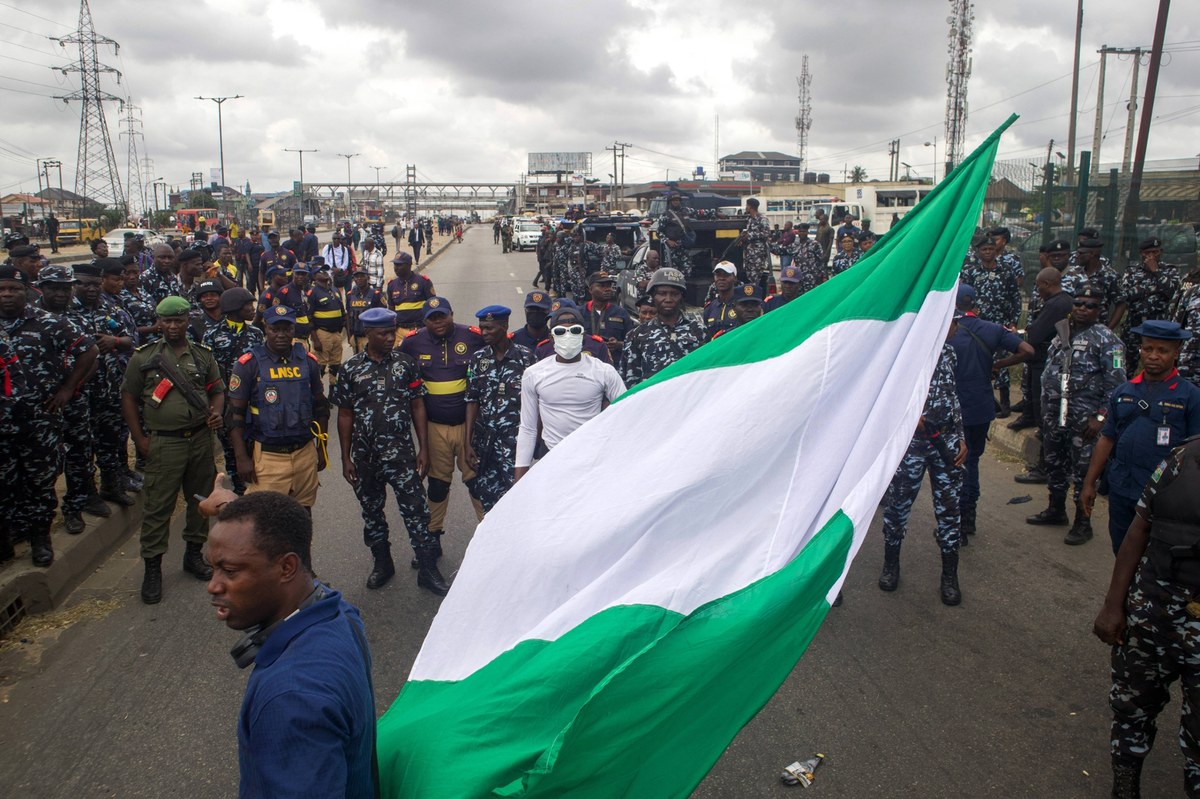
[424, 378, 468, 396]
[312, 310, 344, 319]
[395, 301, 425, 311]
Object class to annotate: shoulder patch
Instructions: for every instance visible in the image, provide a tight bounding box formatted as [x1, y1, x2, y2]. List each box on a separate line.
[405, 328, 419, 337]
[307, 351, 319, 362]
[590, 335, 605, 343]
[237, 352, 254, 364]
[469, 326, 481, 334]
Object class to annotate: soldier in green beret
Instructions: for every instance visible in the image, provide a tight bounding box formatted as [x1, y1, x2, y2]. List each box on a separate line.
[120, 295, 225, 604]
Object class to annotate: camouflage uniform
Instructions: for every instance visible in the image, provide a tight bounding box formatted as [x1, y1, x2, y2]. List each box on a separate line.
[621, 314, 706, 387]
[1172, 283, 1200, 383]
[1109, 441, 1200, 792]
[961, 259, 1023, 395]
[203, 320, 265, 492]
[829, 250, 860, 278]
[740, 214, 771, 288]
[550, 238, 584, 299]
[119, 286, 157, 336]
[73, 297, 137, 479]
[140, 267, 182, 308]
[1041, 322, 1125, 500]
[600, 243, 623, 273]
[790, 238, 825, 295]
[0, 306, 92, 545]
[464, 342, 536, 512]
[330, 347, 435, 553]
[657, 204, 694, 278]
[882, 345, 964, 554]
[1117, 262, 1184, 373]
[1061, 262, 1121, 319]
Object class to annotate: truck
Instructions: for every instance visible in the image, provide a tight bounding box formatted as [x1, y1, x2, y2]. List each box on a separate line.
[840, 184, 933, 234]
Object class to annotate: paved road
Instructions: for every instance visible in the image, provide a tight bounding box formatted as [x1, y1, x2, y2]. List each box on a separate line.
[0, 227, 1186, 797]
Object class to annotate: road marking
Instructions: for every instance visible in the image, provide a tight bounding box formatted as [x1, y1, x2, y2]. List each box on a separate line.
[509, 272, 515, 278]
[515, 286, 524, 294]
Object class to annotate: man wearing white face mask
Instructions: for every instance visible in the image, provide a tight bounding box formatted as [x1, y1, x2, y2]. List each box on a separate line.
[514, 305, 625, 482]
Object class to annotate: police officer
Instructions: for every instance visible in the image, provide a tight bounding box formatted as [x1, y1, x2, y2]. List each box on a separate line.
[256, 265, 290, 325]
[702, 261, 740, 338]
[386, 251, 435, 343]
[1061, 237, 1120, 318]
[788, 223, 824, 292]
[0, 265, 96, 565]
[582, 270, 632, 364]
[332, 307, 448, 595]
[511, 290, 552, 349]
[400, 297, 486, 544]
[764, 265, 802, 312]
[202, 287, 263, 495]
[189, 279, 224, 343]
[658, 191, 694, 278]
[121, 296, 225, 604]
[308, 265, 346, 386]
[1110, 238, 1184, 375]
[227, 305, 330, 510]
[830, 233, 860, 277]
[465, 305, 536, 514]
[534, 297, 613, 364]
[346, 268, 384, 354]
[878, 321, 967, 606]
[257, 232, 296, 292]
[960, 235, 1022, 417]
[622, 267, 706, 387]
[730, 283, 765, 326]
[142, 243, 182, 307]
[74, 262, 138, 507]
[1173, 268, 1200, 383]
[273, 262, 314, 343]
[1028, 285, 1125, 545]
[737, 198, 771, 291]
[1082, 321, 1200, 553]
[1093, 433, 1200, 798]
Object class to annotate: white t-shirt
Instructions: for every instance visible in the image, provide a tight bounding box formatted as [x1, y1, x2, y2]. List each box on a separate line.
[515, 355, 626, 468]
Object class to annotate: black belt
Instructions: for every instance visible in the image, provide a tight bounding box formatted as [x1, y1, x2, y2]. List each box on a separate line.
[259, 440, 311, 454]
[151, 424, 208, 439]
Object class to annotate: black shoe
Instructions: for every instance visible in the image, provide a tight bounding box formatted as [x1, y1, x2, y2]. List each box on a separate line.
[878, 544, 901, 592]
[996, 387, 1011, 420]
[1011, 398, 1029, 413]
[141, 555, 163, 604]
[1026, 498, 1069, 526]
[100, 476, 136, 507]
[416, 547, 450, 596]
[1006, 414, 1037, 431]
[182, 542, 213, 581]
[1014, 468, 1048, 484]
[940, 552, 962, 606]
[1110, 755, 1142, 799]
[30, 533, 53, 567]
[962, 505, 976, 536]
[64, 511, 85, 535]
[366, 543, 396, 590]
[82, 494, 112, 517]
[413, 531, 444, 569]
[1064, 508, 1093, 545]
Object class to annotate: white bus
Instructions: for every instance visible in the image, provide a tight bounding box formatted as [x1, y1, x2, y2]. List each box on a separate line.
[749, 196, 866, 230]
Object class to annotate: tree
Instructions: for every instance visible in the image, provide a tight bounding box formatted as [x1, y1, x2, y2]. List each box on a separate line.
[850, 165, 868, 183]
[190, 191, 219, 210]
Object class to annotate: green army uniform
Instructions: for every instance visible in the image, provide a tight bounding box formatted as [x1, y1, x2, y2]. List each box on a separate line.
[122, 338, 224, 559]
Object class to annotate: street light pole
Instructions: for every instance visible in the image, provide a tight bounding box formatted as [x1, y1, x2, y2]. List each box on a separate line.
[195, 95, 243, 196]
[369, 165, 386, 206]
[924, 137, 937, 183]
[338, 153, 360, 217]
[284, 148, 318, 222]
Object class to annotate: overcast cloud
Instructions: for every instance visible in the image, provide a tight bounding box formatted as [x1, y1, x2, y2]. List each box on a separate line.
[0, 0, 1196, 209]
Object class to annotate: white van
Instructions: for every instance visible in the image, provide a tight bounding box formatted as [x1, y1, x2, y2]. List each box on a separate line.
[513, 219, 542, 251]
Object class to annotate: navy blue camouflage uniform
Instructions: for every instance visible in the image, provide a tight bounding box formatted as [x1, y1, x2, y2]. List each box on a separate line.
[330, 347, 435, 553]
[140, 266, 182, 308]
[203, 319, 264, 492]
[464, 342, 536, 512]
[882, 344, 964, 554]
[73, 296, 137, 482]
[961, 257, 1022, 394]
[621, 314, 707, 387]
[1117, 263, 1184, 373]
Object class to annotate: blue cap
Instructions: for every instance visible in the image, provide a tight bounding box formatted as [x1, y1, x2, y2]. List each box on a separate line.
[292, 264, 311, 274]
[733, 283, 764, 304]
[957, 284, 977, 308]
[1129, 320, 1192, 342]
[359, 307, 398, 329]
[266, 265, 287, 278]
[549, 296, 577, 314]
[524, 290, 551, 310]
[423, 296, 452, 318]
[264, 305, 297, 325]
[779, 265, 801, 283]
[476, 305, 512, 322]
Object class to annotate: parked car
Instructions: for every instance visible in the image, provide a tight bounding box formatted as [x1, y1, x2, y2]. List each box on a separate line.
[103, 228, 166, 253]
[513, 219, 542, 251]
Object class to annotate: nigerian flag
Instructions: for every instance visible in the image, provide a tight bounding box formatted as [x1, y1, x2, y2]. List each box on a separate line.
[378, 115, 1016, 798]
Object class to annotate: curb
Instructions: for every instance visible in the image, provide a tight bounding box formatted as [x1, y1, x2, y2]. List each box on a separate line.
[987, 418, 1039, 464]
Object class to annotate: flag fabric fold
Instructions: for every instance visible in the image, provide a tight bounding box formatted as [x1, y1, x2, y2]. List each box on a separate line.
[378, 114, 1017, 799]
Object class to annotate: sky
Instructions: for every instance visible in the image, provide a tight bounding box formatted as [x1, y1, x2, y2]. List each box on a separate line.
[0, 0, 1197, 212]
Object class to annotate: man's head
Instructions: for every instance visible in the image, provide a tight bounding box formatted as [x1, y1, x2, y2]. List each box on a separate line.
[523, 291, 551, 330]
[352, 269, 370, 290]
[290, 265, 311, 289]
[393, 252, 413, 275]
[1035, 266, 1062, 300]
[37, 264, 77, 311]
[745, 197, 760, 215]
[778, 265, 801, 299]
[312, 269, 333, 292]
[360, 307, 398, 354]
[207, 492, 314, 631]
[151, 243, 176, 272]
[178, 248, 204, 279]
[1071, 284, 1103, 326]
[587, 271, 615, 303]
[197, 279, 223, 312]
[219, 287, 256, 323]
[156, 296, 192, 342]
[267, 231, 281, 247]
[1045, 238, 1072, 270]
[99, 258, 125, 295]
[712, 261, 737, 294]
[1131, 320, 1191, 379]
[1140, 237, 1163, 265]
[217, 243, 233, 262]
[9, 245, 40, 280]
[795, 222, 810, 239]
[0, 265, 29, 317]
[644, 249, 661, 271]
[976, 238, 997, 262]
[733, 283, 764, 323]
[422, 297, 454, 338]
[363, 237, 374, 251]
[636, 295, 655, 323]
[263, 305, 297, 352]
[475, 305, 511, 346]
[73, 262, 103, 307]
[647, 268, 686, 318]
[1077, 238, 1102, 267]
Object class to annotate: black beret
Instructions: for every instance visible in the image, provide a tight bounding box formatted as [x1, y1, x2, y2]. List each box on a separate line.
[73, 262, 102, 277]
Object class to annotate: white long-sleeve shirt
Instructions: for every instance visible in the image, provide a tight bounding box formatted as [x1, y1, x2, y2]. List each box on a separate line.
[515, 356, 626, 468]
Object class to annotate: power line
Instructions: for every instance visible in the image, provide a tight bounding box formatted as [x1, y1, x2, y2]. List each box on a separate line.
[0, 1, 72, 28]
[0, 36, 65, 59]
[0, 85, 55, 98]
[0, 20, 55, 38]
[0, 72, 64, 90]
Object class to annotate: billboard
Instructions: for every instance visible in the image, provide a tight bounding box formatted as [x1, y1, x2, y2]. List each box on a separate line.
[528, 152, 592, 175]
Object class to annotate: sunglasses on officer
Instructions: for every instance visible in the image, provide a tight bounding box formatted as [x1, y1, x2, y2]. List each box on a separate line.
[1072, 300, 1100, 309]
[551, 324, 584, 336]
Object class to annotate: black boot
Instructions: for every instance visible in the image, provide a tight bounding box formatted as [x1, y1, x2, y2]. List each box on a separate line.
[1014, 466, 1048, 484]
[413, 530, 444, 569]
[1064, 504, 1093, 545]
[1007, 413, 1037, 431]
[940, 551, 962, 605]
[141, 555, 163, 604]
[1027, 493, 1069, 525]
[30, 530, 53, 567]
[878, 543, 901, 592]
[99, 473, 135, 507]
[1011, 397, 1028, 413]
[63, 510, 85, 535]
[416, 546, 450, 596]
[996, 386, 1012, 419]
[82, 494, 112, 517]
[366, 542, 396, 590]
[1110, 755, 1142, 799]
[182, 541, 213, 580]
